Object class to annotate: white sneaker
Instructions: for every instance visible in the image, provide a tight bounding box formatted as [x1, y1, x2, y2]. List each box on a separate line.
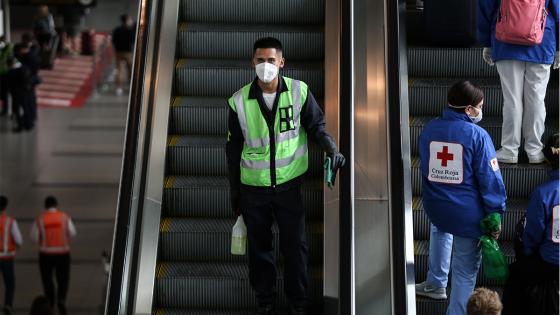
[116, 87, 124, 96]
[496, 149, 518, 164]
[527, 151, 546, 164]
[415, 281, 447, 300]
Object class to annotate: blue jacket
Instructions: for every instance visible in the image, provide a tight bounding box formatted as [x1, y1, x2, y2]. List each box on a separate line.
[523, 171, 559, 265]
[478, 0, 559, 64]
[420, 108, 507, 238]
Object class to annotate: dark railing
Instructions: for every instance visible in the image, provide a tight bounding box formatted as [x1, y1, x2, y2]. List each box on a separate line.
[104, 1, 155, 314]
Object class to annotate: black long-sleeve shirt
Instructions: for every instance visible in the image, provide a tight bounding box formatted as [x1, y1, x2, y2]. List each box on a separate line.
[226, 76, 334, 193]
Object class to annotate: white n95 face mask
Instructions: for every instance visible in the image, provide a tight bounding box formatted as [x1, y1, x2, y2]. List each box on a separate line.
[469, 107, 483, 124]
[255, 62, 279, 83]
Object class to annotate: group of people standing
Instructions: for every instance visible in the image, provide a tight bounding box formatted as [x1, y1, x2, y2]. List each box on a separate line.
[415, 0, 559, 314]
[0, 34, 40, 132]
[0, 196, 76, 315]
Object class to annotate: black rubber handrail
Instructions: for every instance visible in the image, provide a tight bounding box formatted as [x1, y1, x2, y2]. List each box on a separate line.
[105, 1, 155, 314]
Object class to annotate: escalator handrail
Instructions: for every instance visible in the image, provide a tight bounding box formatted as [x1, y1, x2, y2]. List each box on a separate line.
[104, 1, 156, 314]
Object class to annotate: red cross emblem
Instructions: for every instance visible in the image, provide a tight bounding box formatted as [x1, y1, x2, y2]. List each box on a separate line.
[437, 146, 454, 167]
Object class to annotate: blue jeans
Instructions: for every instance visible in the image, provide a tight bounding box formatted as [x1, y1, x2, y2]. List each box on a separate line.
[426, 224, 482, 315]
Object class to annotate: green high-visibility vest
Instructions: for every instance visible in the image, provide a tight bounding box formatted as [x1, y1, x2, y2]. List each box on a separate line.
[228, 77, 309, 187]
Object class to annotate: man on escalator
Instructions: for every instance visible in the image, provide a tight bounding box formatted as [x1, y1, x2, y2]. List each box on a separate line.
[226, 37, 345, 315]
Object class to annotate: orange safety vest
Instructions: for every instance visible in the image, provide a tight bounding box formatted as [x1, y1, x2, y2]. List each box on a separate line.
[37, 210, 70, 254]
[0, 214, 16, 259]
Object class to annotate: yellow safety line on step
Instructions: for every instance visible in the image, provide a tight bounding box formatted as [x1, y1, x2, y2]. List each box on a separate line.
[412, 198, 420, 210]
[179, 22, 188, 32]
[176, 59, 186, 68]
[167, 135, 178, 146]
[160, 218, 171, 233]
[156, 263, 167, 278]
[172, 96, 180, 107]
[164, 176, 176, 189]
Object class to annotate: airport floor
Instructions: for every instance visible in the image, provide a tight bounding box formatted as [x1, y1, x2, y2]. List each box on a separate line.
[0, 74, 128, 314]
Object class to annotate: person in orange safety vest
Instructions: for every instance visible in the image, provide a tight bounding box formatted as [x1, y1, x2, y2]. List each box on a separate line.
[0, 196, 22, 315]
[30, 196, 76, 315]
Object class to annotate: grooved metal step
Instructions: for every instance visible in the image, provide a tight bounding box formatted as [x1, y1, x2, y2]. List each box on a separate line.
[413, 197, 528, 241]
[166, 135, 323, 176]
[179, 0, 325, 25]
[159, 218, 323, 263]
[154, 310, 253, 315]
[178, 23, 324, 60]
[174, 59, 324, 98]
[162, 176, 323, 219]
[409, 116, 559, 156]
[408, 48, 498, 78]
[155, 262, 322, 309]
[408, 77, 559, 117]
[169, 97, 227, 135]
[411, 157, 551, 198]
[414, 240, 514, 287]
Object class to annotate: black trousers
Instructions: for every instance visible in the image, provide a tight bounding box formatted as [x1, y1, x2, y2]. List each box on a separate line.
[12, 93, 32, 130]
[39, 253, 70, 315]
[0, 260, 15, 307]
[240, 185, 309, 307]
[502, 254, 559, 315]
[0, 74, 8, 114]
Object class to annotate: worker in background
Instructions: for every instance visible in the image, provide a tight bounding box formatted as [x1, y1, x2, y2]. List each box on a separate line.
[30, 196, 77, 315]
[0, 36, 13, 116]
[15, 36, 41, 126]
[226, 37, 345, 315]
[415, 81, 507, 315]
[502, 133, 559, 314]
[33, 5, 56, 52]
[112, 14, 136, 96]
[7, 56, 33, 132]
[0, 196, 23, 315]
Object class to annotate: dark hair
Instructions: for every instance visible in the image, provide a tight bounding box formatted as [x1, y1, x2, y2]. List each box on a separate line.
[0, 36, 5, 42]
[44, 196, 58, 209]
[253, 37, 283, 55]
[447, 80, 484, 112]
[21, 33, 32, 44]
[544, 133, 559, 170]
[0, 196, 6, 211]
[120, 14, 130, 24]
[30, 296, 54, 315]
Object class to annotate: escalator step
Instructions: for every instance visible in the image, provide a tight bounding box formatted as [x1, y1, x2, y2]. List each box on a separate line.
[159, 218, 323, 263]
[179, 0, 324, 25]
[162, 176, 323, 219]
[411, 157, 551, 197]
[155, 262, 322, 309]
[169, 97, 227, 136]
[166, 135, 323, 176]
[409, 116, 559, 156]
[408, 77, 558, 117]
[408, 48, 497, 78]
[412, 197, 528, 241]
[174, 59, 324, 98]
[414, 240, 515, 287]
[168, 97, 325, 136]
[178, 23, 324, 60]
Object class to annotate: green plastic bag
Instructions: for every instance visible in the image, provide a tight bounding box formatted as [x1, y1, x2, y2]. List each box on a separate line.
[479, 213, 509, 282]
[479, 236, 509, 282]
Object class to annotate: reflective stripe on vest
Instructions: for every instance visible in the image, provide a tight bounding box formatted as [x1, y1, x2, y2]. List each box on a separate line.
[0, 215, 15, 258]
[38, 211, 70, 254]
[229, 77, 309, 186]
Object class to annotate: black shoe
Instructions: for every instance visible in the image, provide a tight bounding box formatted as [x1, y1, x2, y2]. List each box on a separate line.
[12, 127, 22, 133]
[289, 305, 306, 315]
[3, 306, 12, 315]
[257, 304, 277, 315]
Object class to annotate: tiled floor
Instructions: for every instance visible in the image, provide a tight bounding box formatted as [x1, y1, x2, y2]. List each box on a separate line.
[0, 75, 128, 314]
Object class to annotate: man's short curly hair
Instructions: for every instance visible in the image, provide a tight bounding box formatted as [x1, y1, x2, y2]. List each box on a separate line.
[467, 288, 503, 315]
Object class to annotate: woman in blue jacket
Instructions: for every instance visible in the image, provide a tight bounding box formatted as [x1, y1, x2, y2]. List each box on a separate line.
[478, 0, 559, 164]
[502, 133, 559, 314]
[416, 81, 507, 315]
